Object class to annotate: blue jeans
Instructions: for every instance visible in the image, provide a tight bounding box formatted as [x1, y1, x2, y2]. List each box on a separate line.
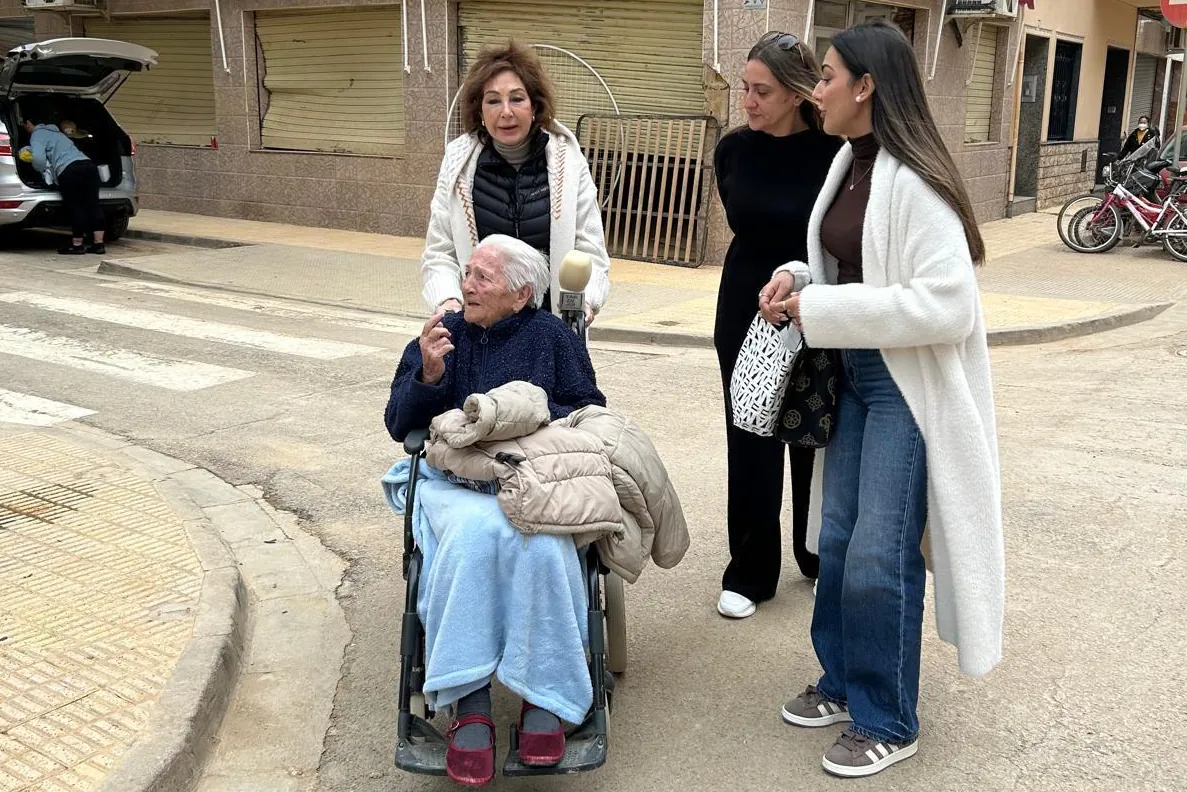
[811, 349, 928, 743]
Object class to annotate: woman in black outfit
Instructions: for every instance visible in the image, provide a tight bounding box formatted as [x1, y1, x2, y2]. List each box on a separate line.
[714, 32, 841, 619]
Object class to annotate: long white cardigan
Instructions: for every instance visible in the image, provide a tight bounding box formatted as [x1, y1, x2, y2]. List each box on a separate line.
[778, 144, 1004, 677]
[420, 122, 612, 314]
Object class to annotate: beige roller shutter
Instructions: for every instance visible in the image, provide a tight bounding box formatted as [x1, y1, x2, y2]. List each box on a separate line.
[964, 24, 999, 144]
[256, 7, 404, 157]
[458, 0, 704, 126]
[1128, 54, 1158, 128]
[85, 17, 215, 147]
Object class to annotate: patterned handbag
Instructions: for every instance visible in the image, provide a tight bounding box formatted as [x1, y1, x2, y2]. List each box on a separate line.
[775, 341, 839, 448]
[729, 313, 797, 437]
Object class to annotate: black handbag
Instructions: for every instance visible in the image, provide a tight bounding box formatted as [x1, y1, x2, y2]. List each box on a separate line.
[775, 342, 839, 448]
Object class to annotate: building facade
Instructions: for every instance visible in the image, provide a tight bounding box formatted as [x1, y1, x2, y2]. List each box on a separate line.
[0, 0, 1032, 267]
[1009, 0, 1173, 213]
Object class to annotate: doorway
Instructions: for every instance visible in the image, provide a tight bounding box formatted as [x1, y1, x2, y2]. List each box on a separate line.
[1096, 46, 1131, 183]
[1013, 35, 1049, 208]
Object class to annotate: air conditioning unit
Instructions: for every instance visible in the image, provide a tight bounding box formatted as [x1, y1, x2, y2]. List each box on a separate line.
[22, 0, 102, 10]
[947, 0, 1018, 19]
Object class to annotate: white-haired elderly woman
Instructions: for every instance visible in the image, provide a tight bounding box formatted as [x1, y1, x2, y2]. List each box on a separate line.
[385, 234, 605, 786]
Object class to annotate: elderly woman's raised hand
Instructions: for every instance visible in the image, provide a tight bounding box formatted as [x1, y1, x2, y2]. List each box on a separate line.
[419, 311, 455, 385]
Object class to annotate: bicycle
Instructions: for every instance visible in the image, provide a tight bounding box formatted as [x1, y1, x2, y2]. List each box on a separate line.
[1056, 140, 1168, 252]
[1058, 165, 1187, 260]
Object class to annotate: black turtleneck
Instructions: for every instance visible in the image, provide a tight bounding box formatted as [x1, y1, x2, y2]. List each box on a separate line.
[712, 126, 841, 359]
[821, 133, 879, 285]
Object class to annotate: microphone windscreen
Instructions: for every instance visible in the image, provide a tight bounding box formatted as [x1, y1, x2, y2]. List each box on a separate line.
[559, 251, 592, 291]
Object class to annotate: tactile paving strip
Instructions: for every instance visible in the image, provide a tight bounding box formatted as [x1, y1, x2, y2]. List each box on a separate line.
[0, 433, 201, 792]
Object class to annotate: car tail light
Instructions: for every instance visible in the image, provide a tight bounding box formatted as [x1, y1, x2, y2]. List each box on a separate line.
[0, 133, 11, 158]
[0, 200, 23, 209]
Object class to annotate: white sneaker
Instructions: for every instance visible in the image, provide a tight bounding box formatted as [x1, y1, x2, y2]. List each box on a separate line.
[717, 590, 756, 619]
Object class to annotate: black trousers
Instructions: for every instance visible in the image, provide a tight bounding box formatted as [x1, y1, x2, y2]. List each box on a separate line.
[56, 160, 103, 240]
[718, 344, 819, 603]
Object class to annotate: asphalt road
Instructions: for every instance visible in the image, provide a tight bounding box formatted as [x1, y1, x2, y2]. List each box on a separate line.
[1, 234, 1183, 792]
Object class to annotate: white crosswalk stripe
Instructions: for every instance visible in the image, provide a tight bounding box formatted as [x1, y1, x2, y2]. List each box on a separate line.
[0, 388, 94, 426]
[0, 324, 255, 391]
[0, 292, 384, 360]
[100, 281, 423, 336]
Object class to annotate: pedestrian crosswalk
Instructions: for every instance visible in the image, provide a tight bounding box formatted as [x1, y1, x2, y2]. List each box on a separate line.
[0, 388, 94, 427]
[0, 292, 383, 359]
[99, 281, 425, 336]
[0, 323, 257, 391]
[0, 280, 417, 427]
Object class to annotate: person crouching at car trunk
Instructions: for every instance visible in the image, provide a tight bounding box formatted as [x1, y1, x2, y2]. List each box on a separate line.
[23, 117, 105, 255]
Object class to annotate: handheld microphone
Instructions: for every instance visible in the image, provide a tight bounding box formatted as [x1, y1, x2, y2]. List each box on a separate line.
[558, 251, 591, 335]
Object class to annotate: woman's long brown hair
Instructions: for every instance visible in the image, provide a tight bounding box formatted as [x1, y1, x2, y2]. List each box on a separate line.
[832, 20, 986, 264]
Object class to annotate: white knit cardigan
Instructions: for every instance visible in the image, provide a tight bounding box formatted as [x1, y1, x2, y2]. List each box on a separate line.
[777, 144, 1005, 677]
[420, 122, 612, 314]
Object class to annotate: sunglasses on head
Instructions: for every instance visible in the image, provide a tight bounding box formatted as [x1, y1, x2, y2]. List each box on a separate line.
[762, 31, 807, 64]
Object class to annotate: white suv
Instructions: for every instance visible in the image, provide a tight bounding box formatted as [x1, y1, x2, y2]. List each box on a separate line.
[0, 38, 157, 241]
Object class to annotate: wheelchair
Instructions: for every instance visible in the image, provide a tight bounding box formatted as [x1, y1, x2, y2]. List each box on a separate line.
[394, 297, 628, 778]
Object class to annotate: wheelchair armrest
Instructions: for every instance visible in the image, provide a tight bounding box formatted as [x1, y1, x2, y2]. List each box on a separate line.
[403, 427, 430, 456]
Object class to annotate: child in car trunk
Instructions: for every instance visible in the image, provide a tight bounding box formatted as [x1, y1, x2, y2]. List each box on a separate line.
[22, 115, 105, 255]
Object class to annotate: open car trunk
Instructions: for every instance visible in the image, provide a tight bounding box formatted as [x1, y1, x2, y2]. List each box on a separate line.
[8, 94, 131, 189]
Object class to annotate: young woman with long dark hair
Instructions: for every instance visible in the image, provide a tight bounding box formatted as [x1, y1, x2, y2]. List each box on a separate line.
[713, 32, 842, 620]
[759, 20, 1003, 777]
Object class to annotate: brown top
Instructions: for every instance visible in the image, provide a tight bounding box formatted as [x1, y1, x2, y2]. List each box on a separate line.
[820, 134, 880, 285]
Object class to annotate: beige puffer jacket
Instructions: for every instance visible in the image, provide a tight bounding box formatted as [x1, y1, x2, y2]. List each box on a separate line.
[425, 382, 689, 583]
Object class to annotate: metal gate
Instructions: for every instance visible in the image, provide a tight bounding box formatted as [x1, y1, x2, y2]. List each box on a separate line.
[577, 114, 721, 268]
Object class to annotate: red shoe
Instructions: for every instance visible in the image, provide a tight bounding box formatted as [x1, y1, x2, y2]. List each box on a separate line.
[517, 702, 565, 766]
[445, 713, 495, 786]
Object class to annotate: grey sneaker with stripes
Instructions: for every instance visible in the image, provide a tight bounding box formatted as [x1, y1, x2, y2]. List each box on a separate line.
[780, 685, 852, 727]
[822, 728, 918, 777]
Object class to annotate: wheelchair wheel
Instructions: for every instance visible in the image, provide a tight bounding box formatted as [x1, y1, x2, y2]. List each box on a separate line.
[604, 572, 627, 674]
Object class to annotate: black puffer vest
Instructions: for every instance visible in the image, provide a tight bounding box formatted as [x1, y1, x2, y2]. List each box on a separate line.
[472, 130, 551, 256]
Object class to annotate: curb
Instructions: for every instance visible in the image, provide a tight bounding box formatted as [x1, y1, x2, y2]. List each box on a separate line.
[91, 458, 255, 792]
[98, 257, 1173, 349]
[125, 229, 245, 249]
[986, 301, 1175, 346]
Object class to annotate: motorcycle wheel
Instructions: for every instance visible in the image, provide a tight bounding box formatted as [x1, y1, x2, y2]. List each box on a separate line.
[1161, 215, 1187, 262]
[1064, 203, 1123, 253]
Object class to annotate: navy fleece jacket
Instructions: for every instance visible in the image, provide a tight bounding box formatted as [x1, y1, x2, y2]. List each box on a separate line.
[385, 307, 605, 442]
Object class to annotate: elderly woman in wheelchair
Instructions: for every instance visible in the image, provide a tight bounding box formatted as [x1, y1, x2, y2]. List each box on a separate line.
[383, 234, 688, 786]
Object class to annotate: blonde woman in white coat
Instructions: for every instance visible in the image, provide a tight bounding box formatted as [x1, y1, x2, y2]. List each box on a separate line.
[421, 42, 610, 322]
[759, 21, 1003, 779]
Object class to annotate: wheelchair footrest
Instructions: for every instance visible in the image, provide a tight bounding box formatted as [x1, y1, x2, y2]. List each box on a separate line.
[502, 721, 607, 777]
[394, 715, 448, 776]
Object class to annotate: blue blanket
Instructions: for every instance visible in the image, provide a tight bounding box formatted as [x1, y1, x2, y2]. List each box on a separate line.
[382, 459, 591, 724]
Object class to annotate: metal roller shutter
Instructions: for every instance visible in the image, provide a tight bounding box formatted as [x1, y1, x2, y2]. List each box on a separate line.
[457, 0, 704, 124]
[85, 17, 215, 147]
[964, 24, 999, 144]
[256, 7, 404, 156]
[1128, 54, 1157, 128]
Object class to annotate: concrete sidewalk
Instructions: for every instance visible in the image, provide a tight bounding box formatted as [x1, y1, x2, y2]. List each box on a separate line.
[0, 421, 345, 792]
[0, 424, 228, 792]
[110, 209, 1185, 346]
